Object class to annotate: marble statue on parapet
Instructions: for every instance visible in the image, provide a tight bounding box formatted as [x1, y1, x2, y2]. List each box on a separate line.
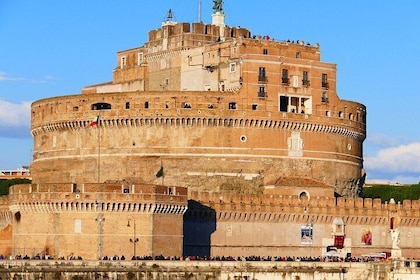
[390, 228, 400, 249]
[213, 0, 223, 13]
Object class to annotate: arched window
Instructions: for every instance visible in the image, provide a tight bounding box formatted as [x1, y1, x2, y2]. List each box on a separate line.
[390, 217, 395, 230]
[91, 102, 111, 110]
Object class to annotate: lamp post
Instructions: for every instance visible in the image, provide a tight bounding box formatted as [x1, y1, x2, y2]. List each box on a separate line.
[126, 215, 139, 258]
[95, 200, 105, 260]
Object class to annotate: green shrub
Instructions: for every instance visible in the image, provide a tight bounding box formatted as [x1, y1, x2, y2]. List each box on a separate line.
[362, 184, 420, 203]
[0, 179, 32, 196]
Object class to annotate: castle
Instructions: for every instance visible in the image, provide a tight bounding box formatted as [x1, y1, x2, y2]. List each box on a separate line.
[0, 2, 419, 261]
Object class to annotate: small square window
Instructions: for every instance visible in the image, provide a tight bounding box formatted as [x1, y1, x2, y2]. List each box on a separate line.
[138, 52, 144, 65]
[252, 104, 258, 110]
[230, 62, 236, 73]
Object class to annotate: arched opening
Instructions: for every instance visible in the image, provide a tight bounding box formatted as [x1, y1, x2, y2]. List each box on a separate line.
[91, 102, 111, 110]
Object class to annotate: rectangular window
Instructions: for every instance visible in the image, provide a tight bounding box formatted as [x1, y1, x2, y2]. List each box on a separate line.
[322, 92, 328, 103]
[120, 56, 127, 68]
[282, 69, 289, 84]
[258, 86, 266, 98]
[322, 73, 329, 88]
[258, 67, 267, 82]
[125, 102, 130, 109]
[279, 96, 289, 112]
[138, 52, 144, 65]
[230, 62, 236, 73]
[263, 49, 268, 55]
[228, 102, 237, 110]
[144, 101, 149, 109]
[303, 71, 310, 86]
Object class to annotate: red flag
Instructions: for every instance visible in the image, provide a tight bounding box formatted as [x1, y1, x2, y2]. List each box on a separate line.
[89, 116, 99, 127]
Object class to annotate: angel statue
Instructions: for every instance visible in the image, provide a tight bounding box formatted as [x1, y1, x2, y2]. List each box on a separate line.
[390, 228, 400, 249]
[213, 0, 223, 13]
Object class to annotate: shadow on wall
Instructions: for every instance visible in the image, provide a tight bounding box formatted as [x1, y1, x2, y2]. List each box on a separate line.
[183, 200, 216, 257]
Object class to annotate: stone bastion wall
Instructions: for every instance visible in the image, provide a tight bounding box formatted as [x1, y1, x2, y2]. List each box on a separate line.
[1, 184, 188, 259]
[183, 191, 420, 258]
[1, 184, 420, 259]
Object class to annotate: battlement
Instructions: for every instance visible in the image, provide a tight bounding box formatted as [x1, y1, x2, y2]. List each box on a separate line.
[188, 191, 420, 220]
[147, 21, 251, 46]
[8, 183, 188, 214]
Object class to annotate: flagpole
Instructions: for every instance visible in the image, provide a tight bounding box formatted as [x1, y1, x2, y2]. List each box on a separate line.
[161, 160, 164, 185]
[95, 114, 104, 260]
[98, 115, 101, 184]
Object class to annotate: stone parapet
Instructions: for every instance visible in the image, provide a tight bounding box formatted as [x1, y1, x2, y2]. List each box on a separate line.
[0, 259, 418, 280]
[189, 191, 420, 221]
[8, 183, 188, 215]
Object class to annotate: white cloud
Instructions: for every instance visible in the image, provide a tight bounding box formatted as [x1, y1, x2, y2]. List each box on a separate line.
[0, 99, 31, 127]
[0, 71, 57, 84]
[365, 142, 420, 174]
[0, 72, 24, 81]
[366, 133, 413, 149]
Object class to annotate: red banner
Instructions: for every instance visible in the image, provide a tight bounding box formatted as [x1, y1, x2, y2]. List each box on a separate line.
[334, 235, 345, 249]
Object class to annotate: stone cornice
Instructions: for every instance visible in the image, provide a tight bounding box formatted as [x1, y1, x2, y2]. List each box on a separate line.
[10, 201, 187, 215]
[31, 116, 365, 141]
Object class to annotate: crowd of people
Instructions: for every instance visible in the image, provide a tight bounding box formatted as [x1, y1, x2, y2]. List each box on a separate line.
[0, 254, 389, 263]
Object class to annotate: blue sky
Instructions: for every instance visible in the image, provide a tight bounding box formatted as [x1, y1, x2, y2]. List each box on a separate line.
[1, 0, 420, 184]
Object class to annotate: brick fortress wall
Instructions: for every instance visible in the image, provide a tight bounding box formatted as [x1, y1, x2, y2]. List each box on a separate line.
[2, 183, 187, 259]
[185, 191, 420, 258]
[30, 91, 365, 197]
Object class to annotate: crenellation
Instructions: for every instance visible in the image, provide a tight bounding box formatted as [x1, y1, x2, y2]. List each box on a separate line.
[362, 198, 373, 209]
[372, 198, 382, 209]
[402, 199, 412, 210]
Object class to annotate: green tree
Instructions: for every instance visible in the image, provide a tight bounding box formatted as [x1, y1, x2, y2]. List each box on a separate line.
[363, 184, 420, 203]
[0, 179, 32, 196]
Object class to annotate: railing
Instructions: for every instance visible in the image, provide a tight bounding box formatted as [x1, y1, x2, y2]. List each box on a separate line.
[258, 76, 268, 83]
[258, 91, 267, 98]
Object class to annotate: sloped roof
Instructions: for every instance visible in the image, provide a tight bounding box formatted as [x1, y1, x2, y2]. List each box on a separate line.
[265, 176, 335, 189]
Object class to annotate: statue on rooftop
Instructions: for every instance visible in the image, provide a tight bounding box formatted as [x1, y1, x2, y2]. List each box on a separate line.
[213, 0, 223, 13]
[390, 228, 400, 249]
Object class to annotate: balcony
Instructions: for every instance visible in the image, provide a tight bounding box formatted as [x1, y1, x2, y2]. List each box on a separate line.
[322, 82, 329, 89]
[302, 79, 311, 87]
[258, 75, 268, 83]
[282, 77, 290, 85]
[258, 91, 267, 98]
